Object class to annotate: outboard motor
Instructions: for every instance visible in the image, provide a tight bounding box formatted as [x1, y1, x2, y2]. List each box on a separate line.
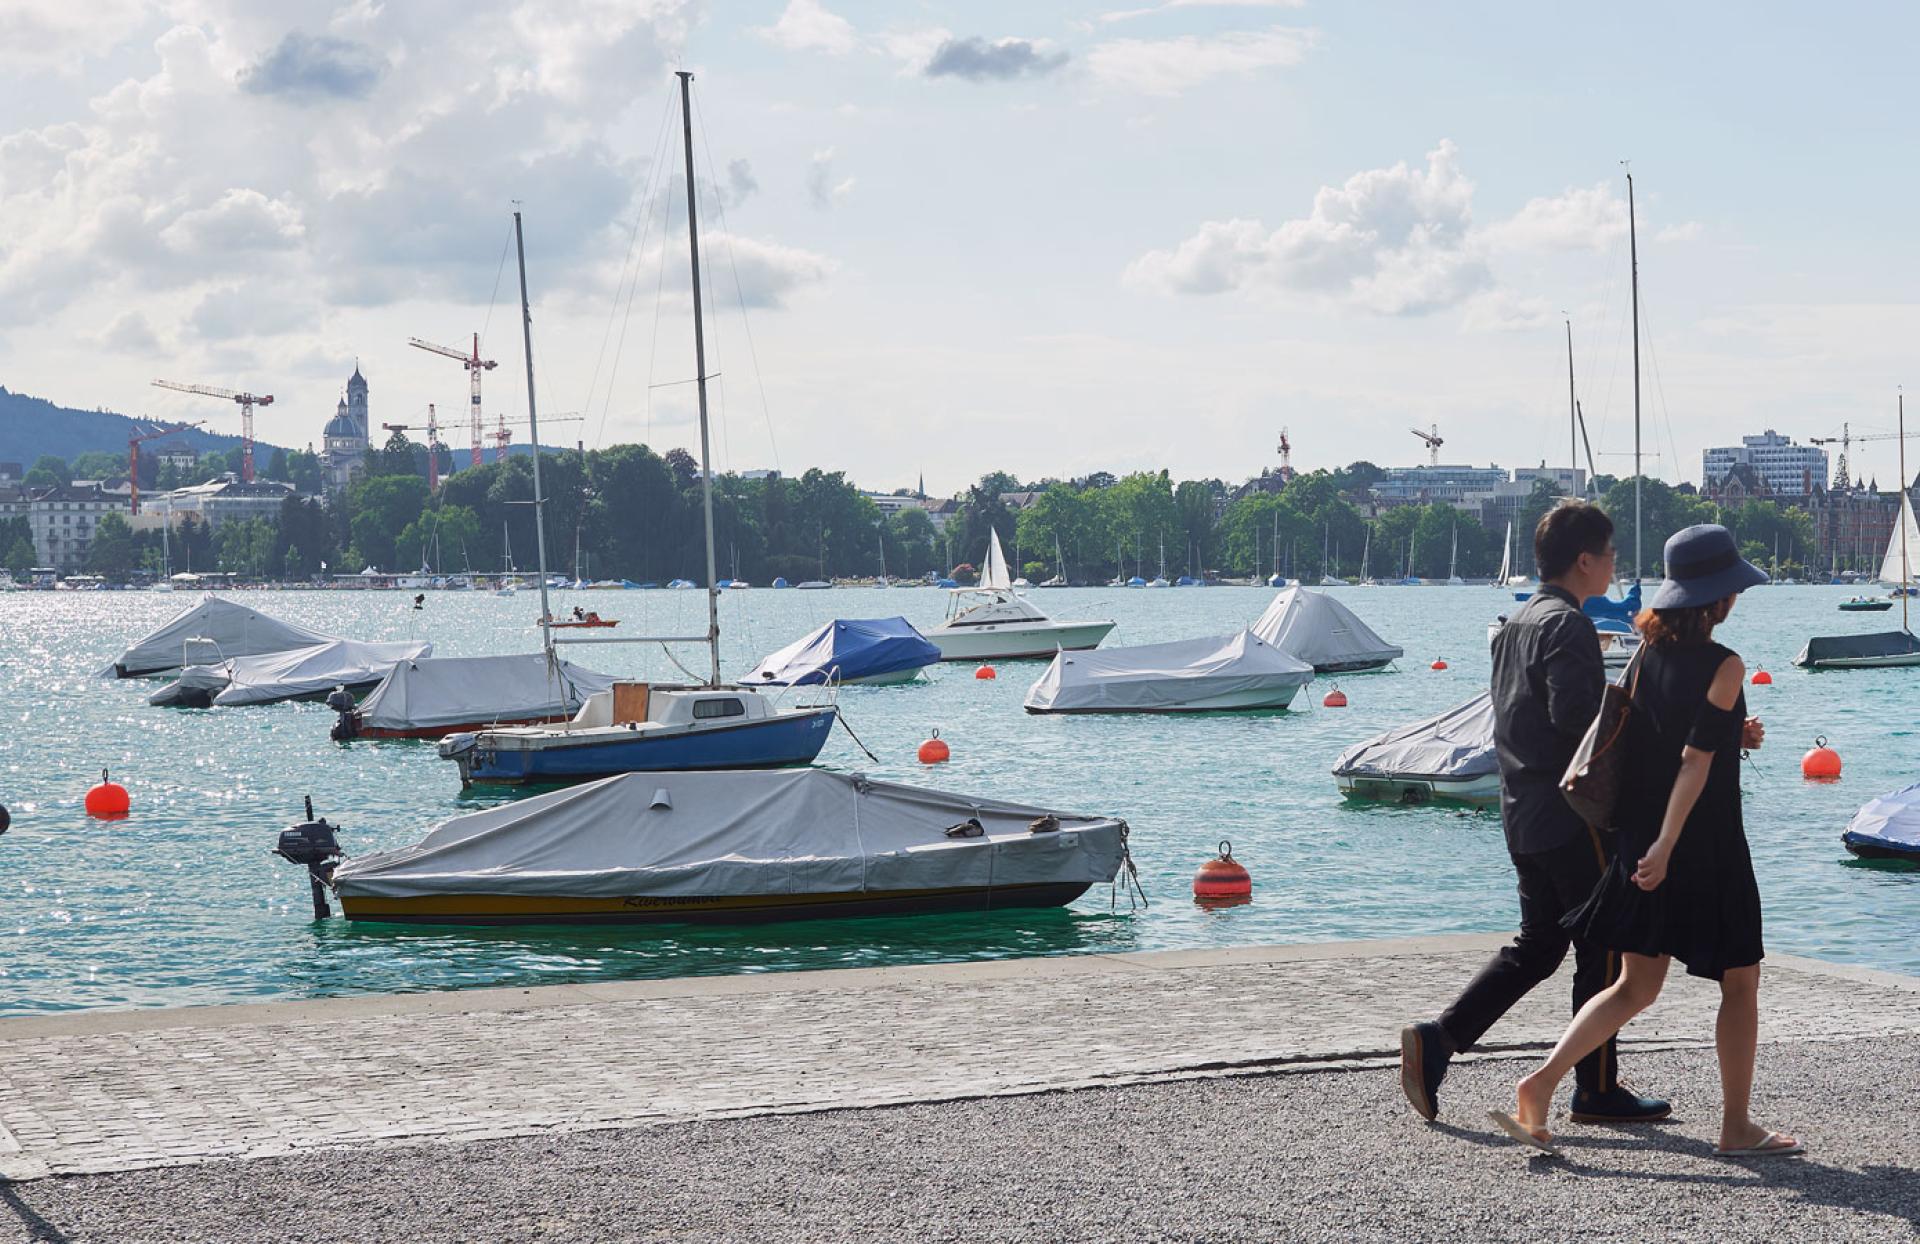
[273, 796, 344, 919]
[325, 684, 359, 742]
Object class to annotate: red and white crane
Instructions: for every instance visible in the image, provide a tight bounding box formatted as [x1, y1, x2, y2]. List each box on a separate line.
[150, 380, 274, 483]
[379, 408, 582, 490]
[1410, 423, 1444, 467]
[409, 334, 498, 466]
[126, 419, 204, 515]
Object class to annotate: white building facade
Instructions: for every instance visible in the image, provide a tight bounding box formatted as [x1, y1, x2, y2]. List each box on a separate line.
[1702, 431, 1828, 498]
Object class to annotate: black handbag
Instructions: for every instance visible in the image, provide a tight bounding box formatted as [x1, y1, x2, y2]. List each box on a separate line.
[1560, 644, 1646, 830]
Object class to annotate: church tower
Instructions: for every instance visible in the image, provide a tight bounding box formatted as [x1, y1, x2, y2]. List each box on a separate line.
[346, 364, 370, 439]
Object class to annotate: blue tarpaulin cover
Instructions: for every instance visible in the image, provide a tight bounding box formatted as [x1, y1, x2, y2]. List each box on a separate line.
[744, 616, 941, 686]
[1583, 583, 1642, 622]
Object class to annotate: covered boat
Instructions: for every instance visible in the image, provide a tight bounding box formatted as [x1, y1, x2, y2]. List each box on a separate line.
[743, 617, 941, 687]
[1842, 782, 1920, 861]
[923, 531, 1114, 661]
[1792, 630, 1920, 670]
[1332, 690, 1499, 805]
[1024, 629, 1313, 714]
[103, 595, 336, 678]
[318, 768, 1133, 924]
[1250, 586, 1402, 673]
[344, 653, 618, 739]
[149, 638, 430, 707]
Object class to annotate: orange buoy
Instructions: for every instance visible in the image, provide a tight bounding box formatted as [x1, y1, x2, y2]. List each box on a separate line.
[917, 731, 951, 764]
[1431, 659, 1449, 670]
[1194, 840, 1252, 904]
[85, 768, 129, 819]
[1752, 669, 1773, 685]
[974, 664, 996, 680]
[1322, 687, 1348, 708]
[1801, 737, 1842, 781]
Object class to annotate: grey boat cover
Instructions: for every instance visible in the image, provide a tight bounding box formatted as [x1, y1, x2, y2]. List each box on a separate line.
[1251, 587, 1403, 671]
[1023, 629, 1313, 713]
[105, 594, 337, 677]
[1332, 690, 1497, 782]
[357, 653, 617, 733]
[149, 638, 431, 707]
[1845, 782, 1920, 851]
[1792, 629, 1920, 668]
[331, 769, 1130, 900]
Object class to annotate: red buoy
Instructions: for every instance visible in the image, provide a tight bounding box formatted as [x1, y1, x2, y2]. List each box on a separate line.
[974, 665, 996, 680]
[1752, 669, 1773, 685]
[1322, 687, 1348, 708]
[1801, 737, 1842, 781]
[917, 731, 951, 764]
[1431, 659, 1449, 670]
[1194, 840, 1252, 905]
[85, 768, 130, 819]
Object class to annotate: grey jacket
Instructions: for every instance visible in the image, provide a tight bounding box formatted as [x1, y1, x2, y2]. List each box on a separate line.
[1491, 585, 1606, 855]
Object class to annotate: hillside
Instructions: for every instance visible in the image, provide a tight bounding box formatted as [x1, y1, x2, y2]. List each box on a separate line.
[0, 387, 293, 467]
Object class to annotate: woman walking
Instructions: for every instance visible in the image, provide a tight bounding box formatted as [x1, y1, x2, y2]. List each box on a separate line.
[1489, 524, 1801, 1158]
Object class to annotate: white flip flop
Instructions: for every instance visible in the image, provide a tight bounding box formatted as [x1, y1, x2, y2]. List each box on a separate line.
[1488, 1109, 1562, 1158]
[1715, 1131, 1804, 1157]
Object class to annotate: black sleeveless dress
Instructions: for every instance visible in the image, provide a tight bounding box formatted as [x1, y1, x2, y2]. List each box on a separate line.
[1563, 640, 1764, 981]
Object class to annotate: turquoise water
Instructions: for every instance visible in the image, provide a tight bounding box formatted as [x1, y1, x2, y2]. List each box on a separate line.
[1, 585, 1914, 1015]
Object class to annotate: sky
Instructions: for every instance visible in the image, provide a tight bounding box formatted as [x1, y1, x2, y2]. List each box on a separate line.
[3, 0, 1918, 496]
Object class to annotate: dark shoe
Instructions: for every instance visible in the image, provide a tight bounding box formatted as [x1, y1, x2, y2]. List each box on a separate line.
[1569, 1085, 1672, 1123]
[1399, 1022, 1451, 1122]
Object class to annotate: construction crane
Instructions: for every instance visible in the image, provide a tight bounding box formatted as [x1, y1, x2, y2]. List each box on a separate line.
[1811, 423, 1919, 490]
[379, 409, 582, 491]
[1277, 427, 1293, 479]
[126, 420, 204, 515]
[409, 335, 497, 467]
[150, 380, 274, 483]
[1410, 423, 1443, 467]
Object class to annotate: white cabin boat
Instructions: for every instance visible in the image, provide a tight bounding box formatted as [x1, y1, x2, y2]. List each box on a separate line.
[923, 530, 1115, 660]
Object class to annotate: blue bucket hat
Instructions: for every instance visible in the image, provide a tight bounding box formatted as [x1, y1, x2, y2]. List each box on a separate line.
[1649, 524, 1769, 609]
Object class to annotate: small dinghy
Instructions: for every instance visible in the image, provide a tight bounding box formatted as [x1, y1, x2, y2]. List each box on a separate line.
[1250, 586, 1402, 673]
[104, 594, 337, 678]
[1792, 630, 1920, 670]
[1024, 629, 1313, 713]
[149, 638, 430, 707]
[1842, 782, 1920, 862]
[281, 769, 1135, 925]
[743, 616, 941, 686]
[1332, 690, 1499, 805]
[1839, 597, 1894, 612]
[338, 653, 617, 739]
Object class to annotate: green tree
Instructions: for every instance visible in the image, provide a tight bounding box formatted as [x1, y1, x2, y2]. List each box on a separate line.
[347, 474, 430, 571]
[286, 449, 324, 495]
[70, 451, 126, 480]
[24, 455, 69, 489]
[84, 513, 137, 578]
[4, 537, 35, 576]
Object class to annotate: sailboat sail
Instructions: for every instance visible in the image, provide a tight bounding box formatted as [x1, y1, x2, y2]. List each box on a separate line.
[1877, 493, 1919, 587]
[1496, 522, 1512, 585]
[981, 529, 1013, 590]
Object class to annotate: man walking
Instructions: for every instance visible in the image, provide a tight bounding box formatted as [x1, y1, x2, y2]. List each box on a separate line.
[1400, 501, 1669, 1124]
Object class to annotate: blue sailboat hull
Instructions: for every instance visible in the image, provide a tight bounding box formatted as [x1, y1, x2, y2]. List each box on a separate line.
[455, 708, 838, 786]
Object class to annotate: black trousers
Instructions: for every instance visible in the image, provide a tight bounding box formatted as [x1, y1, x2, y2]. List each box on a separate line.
[1438, 826, 1620, 1094]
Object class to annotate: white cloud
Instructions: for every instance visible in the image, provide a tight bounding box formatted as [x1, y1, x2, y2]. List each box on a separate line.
[806, 148, 855, 209]
[1100, 0, 1305, 23]
[754, 0, 858, 55]
[160, 189, 306, 255]
[1482, 183, 1625, 253]
[0, 0, 149, 66]
[1125, 140, 1489, 315]
[1085, 25, 1314, 96]
[97, 310, 163, 354]
[1656, 220, 1703, 244]
[1459, 289, 1556, 334]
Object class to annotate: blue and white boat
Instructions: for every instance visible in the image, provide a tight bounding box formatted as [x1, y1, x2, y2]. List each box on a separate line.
[1843, 782, 1920, 862]
[744, 617, 940, 686]
[437, 112, 836, 788]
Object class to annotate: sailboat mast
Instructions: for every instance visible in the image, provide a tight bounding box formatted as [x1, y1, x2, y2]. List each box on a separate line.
[1565, 317, 1578, 493]
[1901, 390, 1910, 632]
[512, 210, 555, 654]
[678, 70, 722, 687]
[1627, 170, 1642, 581]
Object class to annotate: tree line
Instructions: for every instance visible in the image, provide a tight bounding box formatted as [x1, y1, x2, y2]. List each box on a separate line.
[12, 430, 1823, 584]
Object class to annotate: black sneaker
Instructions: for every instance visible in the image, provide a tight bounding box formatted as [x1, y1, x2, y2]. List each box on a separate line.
[1570, 1085, 1672, 1123]
[1399, 1022, 1451, 1122]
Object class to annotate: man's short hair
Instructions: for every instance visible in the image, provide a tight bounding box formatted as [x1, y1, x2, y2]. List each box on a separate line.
[1534, 500, 1614, 581]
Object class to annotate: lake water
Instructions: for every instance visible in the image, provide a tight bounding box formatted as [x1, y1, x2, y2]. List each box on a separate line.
[2, 584, 1914, 1015]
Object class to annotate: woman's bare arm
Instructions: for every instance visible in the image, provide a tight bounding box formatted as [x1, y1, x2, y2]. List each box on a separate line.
[1635, 653, 1744, 891]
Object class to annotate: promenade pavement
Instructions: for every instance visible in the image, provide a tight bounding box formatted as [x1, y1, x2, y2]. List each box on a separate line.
[3, 934, 1919, 1240]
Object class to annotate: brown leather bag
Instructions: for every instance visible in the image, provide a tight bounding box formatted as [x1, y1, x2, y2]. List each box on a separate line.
[1560, 644, 1647, 830]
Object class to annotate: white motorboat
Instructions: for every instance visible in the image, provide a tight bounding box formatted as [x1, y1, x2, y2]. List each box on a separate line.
[104, 594, 338, 678]
[924, 530, 1115, 660]
[1251, 586, 1401, 673]
[1487, 613, 1641, 668]
[149, 638, 431, 707]
[1024, 629, 1312, 713]
[1334, 691, 1500, 805]
[286, 768, 1135, 926]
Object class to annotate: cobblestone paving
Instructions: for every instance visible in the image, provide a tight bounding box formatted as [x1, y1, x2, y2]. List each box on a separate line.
[2, 937, 1916, 1183]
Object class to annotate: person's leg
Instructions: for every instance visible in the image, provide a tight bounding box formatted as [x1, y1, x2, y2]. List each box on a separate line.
[1435, 850, 1570, 1053]
[1560, 828, 1619, 1096]
[1513, 953, 1669, 1132]
[1713, 965, 1792, 1150]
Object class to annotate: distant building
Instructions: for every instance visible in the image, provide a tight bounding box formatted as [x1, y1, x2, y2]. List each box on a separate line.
[152, 443, 198, 470]
[160, 475, 297, 530]
[1808, 480, 1907, 578]
[740, 469, 780, 482]
[27, 482, 131, 571]
[1372, 464, 1511, 508]
[0, 462, 21, 483]
[1702, 431, 1827, 499]
[321, 365, 371, 493]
